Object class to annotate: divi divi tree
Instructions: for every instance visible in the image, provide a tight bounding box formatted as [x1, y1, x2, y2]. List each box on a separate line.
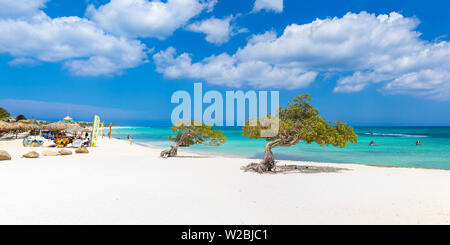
[160, 121, 227, 158]
[242, 94, 358, 173]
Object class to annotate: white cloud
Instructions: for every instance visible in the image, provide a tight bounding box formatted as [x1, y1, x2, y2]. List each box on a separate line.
[0, 8, 148, 76]
[235, 12, 420, 71]
[383, 70, 450, 101]
[154, 11, 450, 100]
[153, 47, 317, 89]
[252, 0, 283, 13]
[186, 15, 247, 45]
[8, 57, 37, 66]
[0, 0, 48, 19]
[86, 0, 218, 39]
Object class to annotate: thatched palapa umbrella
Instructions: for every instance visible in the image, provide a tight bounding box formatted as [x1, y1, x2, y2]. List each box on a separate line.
[10, 122, 30, 138]
[45, 121, 69, 132]
[44, 121, 70, 138]
[28, 123, 39, 130]
[11, 122, 29, 131]
[28, 120, 42, 130]
[65, 123, 82, 136]
[81, 128, 92, 133]
[68, 123, 81, 130]
[27, 121, 42, 137]
[80, 128, 92, 140]
[0, 121, 10, 132]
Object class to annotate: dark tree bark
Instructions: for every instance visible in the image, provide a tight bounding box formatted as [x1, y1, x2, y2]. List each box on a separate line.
[160, 132, 186, 158]
[244, 135, 301, 173]
[243, 139, 280, 173]
[259, 140, 279, 171]
[160, 145, 178, 158]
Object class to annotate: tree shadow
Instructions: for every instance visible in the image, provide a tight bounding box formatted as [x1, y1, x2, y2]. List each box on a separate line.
[242, 162, 350, 174]
[250, 152, 342, 163]
[172, 155, 213, 159]
[0, 136, 20, 141]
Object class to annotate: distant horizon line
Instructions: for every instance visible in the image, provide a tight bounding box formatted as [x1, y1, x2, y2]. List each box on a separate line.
[13, 117, 450, 128]
[112, 124, 450, 128]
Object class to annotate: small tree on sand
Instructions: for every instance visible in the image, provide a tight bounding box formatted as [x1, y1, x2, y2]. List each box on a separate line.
[242, 94, 358, 173]
[160, 121, 227, 158]
[0, 107, 9, 119]
[15, 114, 26, 121]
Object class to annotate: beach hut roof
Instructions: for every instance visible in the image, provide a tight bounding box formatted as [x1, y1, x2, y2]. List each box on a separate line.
[65, 123, 82, 132]
[10, 122, 30, 131]
[28, 122, 41, 130]
[45, 121, 69, 131]
[68, 123, 81, 128]
[0, 121, 10, 131]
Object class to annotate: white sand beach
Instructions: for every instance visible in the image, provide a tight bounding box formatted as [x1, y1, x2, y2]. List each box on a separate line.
[0, 138, 449, 225]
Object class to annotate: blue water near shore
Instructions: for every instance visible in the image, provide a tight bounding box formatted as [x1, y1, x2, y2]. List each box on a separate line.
[111, 127, 450, 170]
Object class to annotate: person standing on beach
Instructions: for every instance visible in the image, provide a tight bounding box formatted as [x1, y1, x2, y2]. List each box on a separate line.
[130, 135, 133, 145]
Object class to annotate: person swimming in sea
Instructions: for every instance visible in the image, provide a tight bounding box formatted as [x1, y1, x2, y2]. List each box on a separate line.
[416, 140, 421, 145]
[369, 140, 376, 146]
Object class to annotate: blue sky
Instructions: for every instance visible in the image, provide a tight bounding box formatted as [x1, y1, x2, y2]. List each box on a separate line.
[1, 0, 450, 126]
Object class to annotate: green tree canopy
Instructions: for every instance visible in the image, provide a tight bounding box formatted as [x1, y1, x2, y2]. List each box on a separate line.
[242, 94, 358, 172]
[0, 107, 10, 119]
[161, 120, 227, 158]
[15, 114, 27, 121]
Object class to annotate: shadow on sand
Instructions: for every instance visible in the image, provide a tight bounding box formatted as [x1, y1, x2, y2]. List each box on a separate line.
[172, 155, 213, 159]
[242, 162, 350, 174]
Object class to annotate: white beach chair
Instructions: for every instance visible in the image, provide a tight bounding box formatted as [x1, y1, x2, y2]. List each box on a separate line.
[72, 139, 83, 148]
[23, 138, 32, 147]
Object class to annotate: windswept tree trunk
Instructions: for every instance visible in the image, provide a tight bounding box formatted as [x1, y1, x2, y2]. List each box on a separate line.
[244, 136, 301, 173]
[160, 144, 178, 158]
[160, 133, 186, 158]
[259, 140, 280, 171]
[243, 139, 280, 173]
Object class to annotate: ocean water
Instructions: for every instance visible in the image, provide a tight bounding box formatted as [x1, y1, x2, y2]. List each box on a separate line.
[111, 127, 450, 170]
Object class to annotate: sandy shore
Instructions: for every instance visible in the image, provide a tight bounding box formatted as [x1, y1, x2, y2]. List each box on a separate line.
[0, 137, 449, 225]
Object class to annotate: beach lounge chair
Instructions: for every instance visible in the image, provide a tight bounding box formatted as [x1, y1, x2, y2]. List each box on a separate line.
[71, 139, 83, 148]
[22, 138, 32, 147]
[31, 140, 43, 146]
[23, 138, 44, 147]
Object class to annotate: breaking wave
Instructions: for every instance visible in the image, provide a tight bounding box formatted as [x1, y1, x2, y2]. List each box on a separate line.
[364, 133, 428, 138]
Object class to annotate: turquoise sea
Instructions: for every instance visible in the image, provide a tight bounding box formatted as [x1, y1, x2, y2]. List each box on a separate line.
[111, 127, 450, 170]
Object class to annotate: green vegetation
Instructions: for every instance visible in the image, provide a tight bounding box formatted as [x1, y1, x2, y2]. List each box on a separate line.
[0, 107, 10, 119]
[242, 94, 358, 173]
[15, 114, 27, 121]
[161, 120, 227, 158]
[77, 121, 94, 127]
